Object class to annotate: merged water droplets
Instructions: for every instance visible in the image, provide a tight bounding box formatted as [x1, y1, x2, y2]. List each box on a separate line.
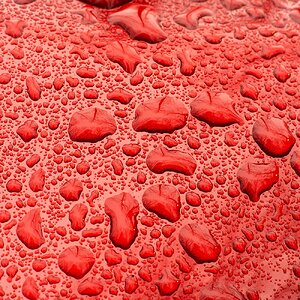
[106, 41, 142, 73]
[190, 91, 243, 127]
[5, 20, 26, 38]
[58, 246, 95, 279]
[16, 209, 45, 250]
[174, 6, 213, 30]
[142, 184, 181, 222]
[104, 192, 139, 249]
[108, 4, 167, 43]
[132, 96, 188, 133]
[22, 277, 39, 300]
[179, 223, 221, 263]
[26, 76, 41, 101]
[68, 108, 117, 142]
[237, 160, 279, 202]
[252, 116, 295, 157]
[16, 120, 38, 142]
[146, 146, 197, 175]
[77, 277, 103, 296]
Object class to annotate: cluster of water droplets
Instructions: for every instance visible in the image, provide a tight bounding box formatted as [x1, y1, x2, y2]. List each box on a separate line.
[0, 0, 299, 298]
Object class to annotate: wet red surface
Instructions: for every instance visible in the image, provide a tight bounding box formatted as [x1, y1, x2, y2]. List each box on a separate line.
[0, 0, 300, 299]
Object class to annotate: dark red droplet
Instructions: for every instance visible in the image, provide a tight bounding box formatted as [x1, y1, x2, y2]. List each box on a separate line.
[261, 45, 285, 59]
[59, 179, 83, 201]
[16, 120, 38, 142]
[5, 20, 27, 38]
[58, 246, 95, 279]
[252, 117, 295, 157]
[142, 184, 181, 222]
[68, 108, 117, 143]
[155, 270, 180, 296]
[26, 76, 41, 101]
[185, 191, 201, 206]
[29, 169, 45, 192]
[152, 52, 173, 66]
[106, 41, 141, 74]
[78, 277, 103, 296]
[285, 236, 298, 251]
[290, 150, 300, 176]
[190, 91, 243, 127]
[273, 65, 290, 82]
[125, 275, 138, 294]
[132, 96, 188, 133]
[69, 203, 88, 231]
[146, 146, 197, 175]
[76, 67, 97, 78]
[0, 73, 11, 84]
[179, 223, 221, 263]
[22, 277, 39, 300]
[177, 48, 196, 76]
[174, 6, 213, 30]
[16, 209, 45, 250]
[107, 88, 133, 105]
[105, 192, 139, 249]
[237, 160, 279, 202]
[197, 177, 213, 192]
[138, 267, 152, 282]
[104, 249, 121, 267]
[122, 144, 141, 157]
[240, 83, 259, 100]
[6, 179, 22, 193]
[108, 4, 167, 44]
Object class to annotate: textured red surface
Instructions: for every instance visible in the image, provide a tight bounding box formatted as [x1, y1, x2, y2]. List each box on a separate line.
[0, 0, 300, 299]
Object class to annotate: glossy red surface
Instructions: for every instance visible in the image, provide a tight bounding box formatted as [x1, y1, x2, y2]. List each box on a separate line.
[0, 0, 299, 299]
